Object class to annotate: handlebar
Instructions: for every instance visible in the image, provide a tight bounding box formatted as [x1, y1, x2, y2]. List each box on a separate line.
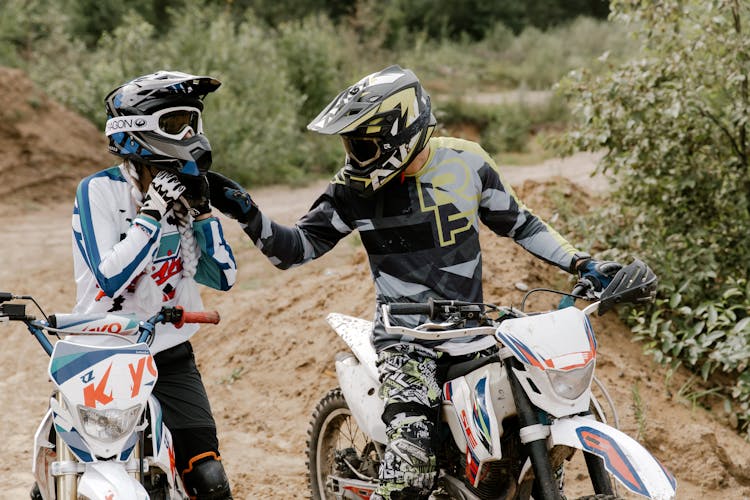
[570, 279, 595, 299]
[389, 302, 434, 317]
[0, 292, 221, 355]
[388, 299, 481, 321]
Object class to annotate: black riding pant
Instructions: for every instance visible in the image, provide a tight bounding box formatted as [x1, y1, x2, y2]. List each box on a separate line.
[152, 341, 220, 473]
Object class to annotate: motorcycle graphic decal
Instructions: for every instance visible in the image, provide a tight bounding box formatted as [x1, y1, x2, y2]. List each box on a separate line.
[496, 333, 546, 369]
[54, 424, 94, 462]
[52, 313, 141, 336]
[472, 377, 492, 451]
[577, 426, 649, 497]
[497, 307, 598, 372]
[658, 458, 677, 491]
[464, 444, 480, 485]
[118, 431, 139, 461]
[584, 315, 597, 351]
[344, 485, 374, 499]
[444, 381, 453, 401]
[50, 345, 149, 384]
[83, 363, 114, 407]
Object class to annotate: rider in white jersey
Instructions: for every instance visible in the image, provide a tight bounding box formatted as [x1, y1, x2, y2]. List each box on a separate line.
[68, 71, 237, 499]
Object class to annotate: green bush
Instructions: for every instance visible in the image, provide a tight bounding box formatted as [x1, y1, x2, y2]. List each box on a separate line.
[435, 95, 569, 155]
[23, 4, 352, 186]
[2, 0, 635, 186]
[555, 0, 750, 432]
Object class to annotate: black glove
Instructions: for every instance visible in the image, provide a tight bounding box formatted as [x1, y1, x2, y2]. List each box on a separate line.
[181, 174, 211, 218]
[140, 171, 186, 220]
[206, 171, 256, 223]
[578, 259, 624, 292]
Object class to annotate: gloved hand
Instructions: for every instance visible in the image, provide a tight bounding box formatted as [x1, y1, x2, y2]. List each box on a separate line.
[181, 174, 211, 218]
[206, 171, 256, 223]
[578, 259, 624, 292]
[140, 170, 186, 220]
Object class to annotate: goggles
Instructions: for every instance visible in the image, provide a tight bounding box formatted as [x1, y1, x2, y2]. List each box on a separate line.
[342, 136, 383, 169]
[105, 106, 203, 140]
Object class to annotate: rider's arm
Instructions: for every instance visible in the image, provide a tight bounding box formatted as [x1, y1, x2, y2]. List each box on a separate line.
[72, 170, 162, 298]
[476, 152, 579, 272]
[242, 185, 353, 270]
[193, 217, 237, 291]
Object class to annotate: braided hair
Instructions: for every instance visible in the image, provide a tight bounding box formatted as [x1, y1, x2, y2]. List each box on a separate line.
[121, 161, 201, 312]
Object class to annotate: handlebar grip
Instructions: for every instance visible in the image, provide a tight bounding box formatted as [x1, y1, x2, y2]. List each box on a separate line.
[388, 303, 433, 316]
[571, 283, 588, 297]
[173, 309, 221, 328]
[181, 311, 221, 324]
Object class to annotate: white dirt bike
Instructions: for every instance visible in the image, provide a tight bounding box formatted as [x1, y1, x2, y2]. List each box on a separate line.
[0, 292, 220, 500]
[306, 259, 677, 500]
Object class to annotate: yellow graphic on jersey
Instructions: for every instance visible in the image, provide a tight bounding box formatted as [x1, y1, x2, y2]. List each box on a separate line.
[416, 158, 480, 247]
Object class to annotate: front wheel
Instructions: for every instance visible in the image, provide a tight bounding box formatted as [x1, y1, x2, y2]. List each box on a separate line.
[306, 388, 381, 500]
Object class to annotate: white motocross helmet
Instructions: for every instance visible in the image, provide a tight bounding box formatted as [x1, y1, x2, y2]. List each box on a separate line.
[104, 70, 221, 176]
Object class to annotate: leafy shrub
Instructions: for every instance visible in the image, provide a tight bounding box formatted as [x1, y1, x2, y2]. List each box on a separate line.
[23, 4, 351, 186]
[555, 0, 750, 432]
[436, 94, 569, 155]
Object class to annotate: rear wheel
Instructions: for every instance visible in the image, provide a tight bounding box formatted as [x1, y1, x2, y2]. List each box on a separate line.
[306, 388, 381, 500]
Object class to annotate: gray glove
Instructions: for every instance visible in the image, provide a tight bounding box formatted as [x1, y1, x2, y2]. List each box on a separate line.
[140, 171, 186, 220]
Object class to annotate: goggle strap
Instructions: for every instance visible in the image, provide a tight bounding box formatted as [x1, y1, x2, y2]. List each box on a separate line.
[105, 115, 160, 136]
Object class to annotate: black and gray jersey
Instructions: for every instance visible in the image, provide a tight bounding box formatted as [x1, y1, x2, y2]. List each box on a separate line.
[242, 136, 579, 350]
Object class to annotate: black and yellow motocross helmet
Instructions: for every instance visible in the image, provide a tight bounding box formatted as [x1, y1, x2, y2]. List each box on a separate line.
[307, 65, 436, 196]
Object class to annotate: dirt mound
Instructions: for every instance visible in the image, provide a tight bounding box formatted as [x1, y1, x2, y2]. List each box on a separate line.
[0, 66, 110, 207]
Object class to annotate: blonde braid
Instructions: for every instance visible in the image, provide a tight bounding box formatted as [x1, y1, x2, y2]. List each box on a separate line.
[121, 161, 162, 313]
[121, 160, 145, 208]
[172, 199, 200, 279]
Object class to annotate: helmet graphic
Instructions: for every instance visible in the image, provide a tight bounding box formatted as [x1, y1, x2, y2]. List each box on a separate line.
[104, 70, 221, 176]
[307, 65, 436, 195]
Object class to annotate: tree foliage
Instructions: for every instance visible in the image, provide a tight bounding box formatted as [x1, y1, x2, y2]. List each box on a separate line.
[556, 0, 750, 431]
[0, 0, 632, 186]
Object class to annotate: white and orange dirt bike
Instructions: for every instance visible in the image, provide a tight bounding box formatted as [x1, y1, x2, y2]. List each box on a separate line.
[0, 293, 220, 500]
[307, 260, 677, 500]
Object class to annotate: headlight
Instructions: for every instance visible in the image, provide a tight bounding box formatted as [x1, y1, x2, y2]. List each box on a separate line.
[547, 362, 595, 400]
[78, 404, 142, 442]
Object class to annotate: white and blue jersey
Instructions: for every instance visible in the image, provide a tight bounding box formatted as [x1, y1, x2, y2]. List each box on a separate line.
[71, 164, 237, 353]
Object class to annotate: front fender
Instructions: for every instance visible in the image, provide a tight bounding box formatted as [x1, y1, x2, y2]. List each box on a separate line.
[550, 416, 676, 500]
[77, 461, 149, 499]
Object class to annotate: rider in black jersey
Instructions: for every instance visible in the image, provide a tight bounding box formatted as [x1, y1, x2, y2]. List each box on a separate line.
[209, 65, 619, 500]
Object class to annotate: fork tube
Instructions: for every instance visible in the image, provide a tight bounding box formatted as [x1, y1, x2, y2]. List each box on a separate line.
[505, 359, 561, 500]
[55, 395, 78, 500]
[130, 439, 142, 481]
[585, 452, 614, 495]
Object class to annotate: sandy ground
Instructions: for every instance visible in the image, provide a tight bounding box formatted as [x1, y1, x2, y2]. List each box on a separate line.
[1, 66, 749, 499]
[1, 157, 750, 499]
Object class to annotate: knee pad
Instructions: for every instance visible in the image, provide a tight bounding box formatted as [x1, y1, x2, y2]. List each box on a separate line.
[182, 453, 233, 499]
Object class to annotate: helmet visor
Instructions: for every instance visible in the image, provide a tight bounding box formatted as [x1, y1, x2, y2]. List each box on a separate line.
[342, 136, 381, 169]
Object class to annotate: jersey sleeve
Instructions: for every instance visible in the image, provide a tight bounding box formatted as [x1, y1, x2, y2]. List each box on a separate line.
[241, 184, 353, 269]
[72, 176, 162, 298]
[477, 155, 579, 272]
[193, 217, 237, 290]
